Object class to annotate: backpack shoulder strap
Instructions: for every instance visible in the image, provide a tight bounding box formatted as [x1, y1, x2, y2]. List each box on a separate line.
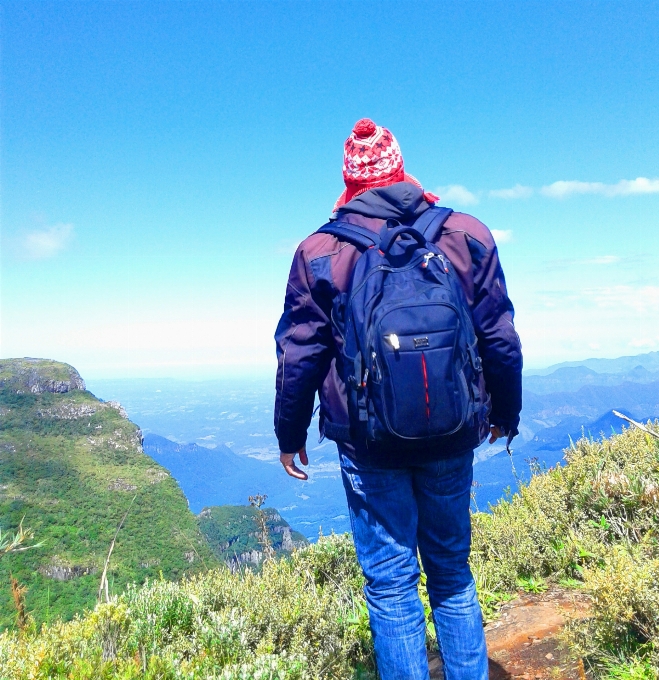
[412, 207, 454, 244]
[316, 221, 379, 250]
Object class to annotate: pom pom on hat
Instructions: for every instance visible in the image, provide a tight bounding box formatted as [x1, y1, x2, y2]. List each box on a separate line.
[352, 118, 377, 138]
[333, 118, 437, 211]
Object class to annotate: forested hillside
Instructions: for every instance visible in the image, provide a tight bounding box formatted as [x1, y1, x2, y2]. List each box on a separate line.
[198, 504, 308, 567]
[0, 359, 217, 628]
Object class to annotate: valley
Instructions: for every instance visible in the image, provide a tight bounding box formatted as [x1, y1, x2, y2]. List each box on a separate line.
[86, 350, 659, 521]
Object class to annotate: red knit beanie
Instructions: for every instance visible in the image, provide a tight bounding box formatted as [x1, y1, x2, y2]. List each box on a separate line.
[333, 118, 438, 211]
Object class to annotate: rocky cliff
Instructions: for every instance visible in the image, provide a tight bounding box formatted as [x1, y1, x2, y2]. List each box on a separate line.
[0, 358, 217, 629]
[198, 504, 308, 570]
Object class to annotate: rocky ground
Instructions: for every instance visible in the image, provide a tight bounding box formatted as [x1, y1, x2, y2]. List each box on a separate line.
[429, 588, 590, 679]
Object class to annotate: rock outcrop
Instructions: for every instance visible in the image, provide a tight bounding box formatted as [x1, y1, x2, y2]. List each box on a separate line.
[0, 358, 86, 394]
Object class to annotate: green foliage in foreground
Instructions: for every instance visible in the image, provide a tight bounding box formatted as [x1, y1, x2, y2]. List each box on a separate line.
[0, 424, 657, 678]
[469, 422, 659, 676]
[0, 380, 217, 629]
[0, 534, 374, 679]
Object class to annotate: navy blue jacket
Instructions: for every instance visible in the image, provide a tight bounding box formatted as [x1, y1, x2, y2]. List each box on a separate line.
[274, 183, 522, 462]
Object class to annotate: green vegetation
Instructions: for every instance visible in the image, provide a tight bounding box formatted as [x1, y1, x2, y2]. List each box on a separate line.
[0, 534, 374, 679]
[1, 359, 657, 678]
[1, 423, 657, 677]
[198, 504, 308, 566]
[0, 360, 217, 629]
[469, 422, 659, 676]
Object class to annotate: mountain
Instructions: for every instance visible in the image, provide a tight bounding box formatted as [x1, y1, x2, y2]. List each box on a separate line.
[0, 359, 217, 629]
[198, 504, 308, 569]
[523, 408, 644, 452]
[471, 369, 659, 509]
[472, 404, 659, 510]
[524, 350, 659, 376]
[521, 380, 659, 427]
[523, 365, 659, 395]
[143, 433, 279, 510]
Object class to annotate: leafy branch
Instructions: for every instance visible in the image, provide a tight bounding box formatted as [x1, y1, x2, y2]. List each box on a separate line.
[0, 519, 42, 559]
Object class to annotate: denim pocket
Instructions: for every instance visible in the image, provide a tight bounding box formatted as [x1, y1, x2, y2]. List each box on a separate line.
[340, 451, 403, 494]
[422, 452, 473, 497]
[344, 468, 402, 493]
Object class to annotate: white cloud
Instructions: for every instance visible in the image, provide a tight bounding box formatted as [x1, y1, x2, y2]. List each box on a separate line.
[276, 238, 302, 255]
[583, 285, 659, 314]
[491, 229, 513, 244]
[541, 177, 659, 199]
[23, 223, 74, 259]
[435, 184, 479, 206]
[613, 177, 659, 195]
[546, 254, 629, 270]
[583, 255, 620, 265]
[489, 184, 533, 200]
[629, 338, 658, 348]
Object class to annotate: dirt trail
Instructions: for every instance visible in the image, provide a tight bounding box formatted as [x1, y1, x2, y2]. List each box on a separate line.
[429, 588, 590, 679]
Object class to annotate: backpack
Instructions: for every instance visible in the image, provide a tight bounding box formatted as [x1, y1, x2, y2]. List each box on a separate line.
[317, 207, 485, 454]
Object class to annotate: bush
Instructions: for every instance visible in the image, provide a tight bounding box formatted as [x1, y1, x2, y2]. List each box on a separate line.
[1, 424, 657, 678]
[0, 534, 375, 679]
[469, 423, 659, 675]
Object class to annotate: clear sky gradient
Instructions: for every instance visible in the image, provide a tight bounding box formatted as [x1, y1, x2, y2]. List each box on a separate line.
[2, 1, 658, 378]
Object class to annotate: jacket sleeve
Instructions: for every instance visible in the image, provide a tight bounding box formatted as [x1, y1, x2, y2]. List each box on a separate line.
[274, 245, 333, 453]
[469, 236, 523, 432]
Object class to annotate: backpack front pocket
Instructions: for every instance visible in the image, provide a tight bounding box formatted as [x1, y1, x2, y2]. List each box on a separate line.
[375, 303, 468, 439]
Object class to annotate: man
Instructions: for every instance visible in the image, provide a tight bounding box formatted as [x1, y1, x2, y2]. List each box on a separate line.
[274, 118, 522, 679]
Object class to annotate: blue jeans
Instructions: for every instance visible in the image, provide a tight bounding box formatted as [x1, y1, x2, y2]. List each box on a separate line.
[339, 448, 487, 680]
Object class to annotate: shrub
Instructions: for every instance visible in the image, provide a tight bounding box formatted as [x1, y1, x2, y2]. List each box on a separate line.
[1, 424, 657, 678]
[0, 534, 375, 679]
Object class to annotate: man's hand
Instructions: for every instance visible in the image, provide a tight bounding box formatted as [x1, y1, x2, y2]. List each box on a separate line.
[280, 447, 309, 481]
[488, 425, 505, 444]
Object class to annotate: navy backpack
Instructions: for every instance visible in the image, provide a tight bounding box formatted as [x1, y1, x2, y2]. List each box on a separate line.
[317, 207, 485, 454]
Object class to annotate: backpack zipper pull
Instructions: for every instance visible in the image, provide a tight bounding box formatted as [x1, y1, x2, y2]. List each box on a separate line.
[371, 351, 381, 381]
[421, 253, 435, 268]
[437, 254, 449, 273]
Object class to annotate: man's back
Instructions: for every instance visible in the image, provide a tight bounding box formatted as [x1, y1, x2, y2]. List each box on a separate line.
[274, 119, 522, 680]
[275, 182, 522, 464]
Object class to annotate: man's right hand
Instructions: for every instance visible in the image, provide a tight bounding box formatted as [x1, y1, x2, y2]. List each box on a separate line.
[488, 425, 506, 444]
[280, 447, 309, 481]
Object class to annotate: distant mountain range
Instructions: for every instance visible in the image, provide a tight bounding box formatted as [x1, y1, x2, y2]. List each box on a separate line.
[142, 432, 350, 539]
[470, 358, 659, 508]
[521, 379, 659, 425]
[144, 434, 273, 510]
[523, 365, 659, 395]
[87, 350, 659, 533]
[524, 350, 659, 376]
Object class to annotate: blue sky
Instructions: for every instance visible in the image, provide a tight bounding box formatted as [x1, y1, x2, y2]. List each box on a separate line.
[2, 1, 658, 379]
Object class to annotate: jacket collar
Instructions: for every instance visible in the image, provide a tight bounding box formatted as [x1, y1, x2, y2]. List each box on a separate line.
[334, 182, 431, 222]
